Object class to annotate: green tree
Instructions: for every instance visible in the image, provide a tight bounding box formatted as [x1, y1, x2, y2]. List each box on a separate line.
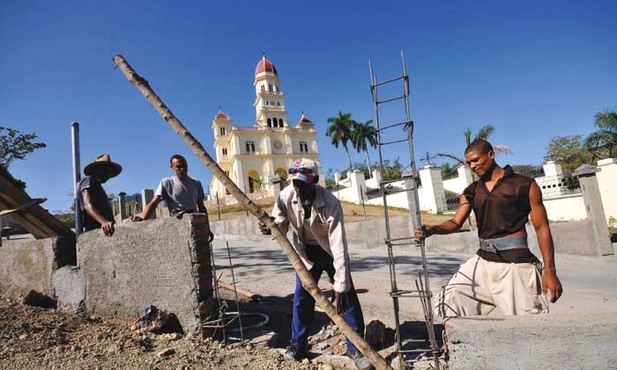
[545, 135, 593, 173]
[380, 158, 403, 181]
[440, 163, 459, 180]
[510, 165, 543, 178]
[584, 109, 617, 160]
[351, 119, 377, 176]
[0, 127, 46, 169]
[326, 111, 355, 172]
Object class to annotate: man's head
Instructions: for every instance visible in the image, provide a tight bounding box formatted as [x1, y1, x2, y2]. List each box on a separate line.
[170, 154, 188, 180]
[464, 139, 496, 178]
[288, 158, 319, 203]
[84, 154, 122, 183]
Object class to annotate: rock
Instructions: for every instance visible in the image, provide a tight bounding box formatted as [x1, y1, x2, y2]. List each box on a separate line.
[365, 319, 386, 348]
[157, 348, 175, 357]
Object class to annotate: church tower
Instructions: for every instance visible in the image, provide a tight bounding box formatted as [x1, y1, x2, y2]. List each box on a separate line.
[209, 55, 321, 203]
[254, 55, 288, 129]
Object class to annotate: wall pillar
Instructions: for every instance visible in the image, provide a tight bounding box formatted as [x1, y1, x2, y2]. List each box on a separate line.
[419, 165, 447, 214]
[596, 158, 617, 224]
[118, 192, 127, 221]
[141, 189, 155, 219]
[457, 165, 473, 187]
[349, 170, 366, 205]
[573, 164, 614, 256]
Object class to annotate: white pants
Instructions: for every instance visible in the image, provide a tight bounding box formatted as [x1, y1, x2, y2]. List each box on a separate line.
[436, 255, 548, 318]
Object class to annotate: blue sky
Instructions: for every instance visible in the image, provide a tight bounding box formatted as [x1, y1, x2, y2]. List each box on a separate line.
[2, 0, 615, 213]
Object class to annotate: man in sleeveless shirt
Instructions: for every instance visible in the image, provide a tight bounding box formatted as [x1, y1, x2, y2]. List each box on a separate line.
[415, 140, 563, 317]
[259, 158, 372, 370]
[77, 154, 122, 237]
[131, 154, 213, 242]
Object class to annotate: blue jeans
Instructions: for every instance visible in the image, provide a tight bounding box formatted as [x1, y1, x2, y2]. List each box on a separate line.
[291, 245, 365, 354]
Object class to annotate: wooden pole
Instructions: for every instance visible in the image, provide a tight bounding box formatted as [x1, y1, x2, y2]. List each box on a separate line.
[113, 55, 392, 370]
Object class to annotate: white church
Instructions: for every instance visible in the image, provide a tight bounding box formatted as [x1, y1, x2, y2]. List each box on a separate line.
[209, 55, 323, 201]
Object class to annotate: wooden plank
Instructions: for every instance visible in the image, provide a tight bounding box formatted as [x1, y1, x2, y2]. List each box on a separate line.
[0, 171, 74, 239]
[0, 198, 46, 216]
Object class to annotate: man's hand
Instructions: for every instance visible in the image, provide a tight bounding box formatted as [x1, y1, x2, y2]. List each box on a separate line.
[334, 291, 348, 315]
[542, 271, 563, 303]
[101, 221, 115, 237]
[334, 291, 342, 313]
[414, 225, 433, 238]
[259, 217, 274, 235]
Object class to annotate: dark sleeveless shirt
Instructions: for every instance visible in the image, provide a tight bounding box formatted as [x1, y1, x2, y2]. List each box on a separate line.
[78, 176, 114, 231]
[463, 165, 539, 263]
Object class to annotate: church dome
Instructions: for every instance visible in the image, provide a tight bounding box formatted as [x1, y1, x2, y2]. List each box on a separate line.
[215, 110, 230, 120]
[298, 114, 312, 124]
[255, 56, 278, 76]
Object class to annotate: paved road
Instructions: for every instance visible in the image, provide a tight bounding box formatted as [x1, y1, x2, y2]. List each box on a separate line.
[213, 236, 617, 320]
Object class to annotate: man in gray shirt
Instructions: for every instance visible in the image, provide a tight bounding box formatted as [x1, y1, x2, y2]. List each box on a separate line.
[131, 154, 213, 242]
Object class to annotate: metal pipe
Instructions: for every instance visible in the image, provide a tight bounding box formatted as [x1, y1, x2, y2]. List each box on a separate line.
[71, 122, 82, 240]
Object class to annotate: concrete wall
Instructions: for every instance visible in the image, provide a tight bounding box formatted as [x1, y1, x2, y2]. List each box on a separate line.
[597, 158, 617, 223]
[70, 215, 213, 333]
[211, 216, 606, 256]
[543, 193, 587, 221]
[0, 236, 75, 298]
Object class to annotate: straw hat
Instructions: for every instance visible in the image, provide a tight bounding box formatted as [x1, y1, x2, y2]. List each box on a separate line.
[84, 154, 122, 178]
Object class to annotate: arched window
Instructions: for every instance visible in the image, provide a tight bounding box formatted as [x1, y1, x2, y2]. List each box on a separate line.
[279, 118, 284, 127]
[299, 141, 308, 153]
[219, 127, 226, 136]
[267, 118, 272, 127]
[222, 148, 228, 156]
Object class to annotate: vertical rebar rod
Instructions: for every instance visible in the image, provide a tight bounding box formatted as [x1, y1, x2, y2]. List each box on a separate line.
[225, 241, 244, 340]
[71, 122, 82, 242]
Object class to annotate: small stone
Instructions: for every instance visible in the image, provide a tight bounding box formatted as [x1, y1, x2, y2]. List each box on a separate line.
[157, 348, 175, 358]
[18, 334, 27, 340]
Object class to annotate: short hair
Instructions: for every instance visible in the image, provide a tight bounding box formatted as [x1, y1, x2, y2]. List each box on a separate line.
[170, 154, 186, 164]
[465, 139, 494, 155]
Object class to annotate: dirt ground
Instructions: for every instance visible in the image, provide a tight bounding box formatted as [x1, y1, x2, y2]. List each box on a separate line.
[0, 202, 450, 369]
[209, 197, 452, 225]
[0, 296, 327, 370]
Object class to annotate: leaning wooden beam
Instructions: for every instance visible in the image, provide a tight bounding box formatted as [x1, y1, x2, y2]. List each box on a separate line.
[113, 55, 392, 370]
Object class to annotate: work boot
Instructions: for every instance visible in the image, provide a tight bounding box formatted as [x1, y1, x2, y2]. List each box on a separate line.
[283, 346, 308, 361]
[346, 350, 374, 370]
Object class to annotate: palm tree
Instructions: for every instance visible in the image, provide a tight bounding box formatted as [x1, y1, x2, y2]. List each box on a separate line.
[585, 109, 617, 160]
[326, 111, 355, 172]
[438, 124, 513, 165]
[351, 119, 377, 176]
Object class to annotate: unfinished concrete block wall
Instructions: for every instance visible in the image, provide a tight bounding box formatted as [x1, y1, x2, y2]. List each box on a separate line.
[0, 236, 75, 298]
[76, 215, 213, 333]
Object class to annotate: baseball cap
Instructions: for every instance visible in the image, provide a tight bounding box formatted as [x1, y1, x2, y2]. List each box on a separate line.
[288, 158, 318, 184]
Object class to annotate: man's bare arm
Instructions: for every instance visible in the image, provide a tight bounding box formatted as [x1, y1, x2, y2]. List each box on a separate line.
[414, 194, 472, 237]
[81, 189, 115, 237]
[529, 181, 563, 303]
[131, 196, 161, 221]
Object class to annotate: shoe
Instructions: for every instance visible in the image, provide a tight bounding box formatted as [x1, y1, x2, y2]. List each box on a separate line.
[346, 350, 374, 370]
[283, 346, 308, 361]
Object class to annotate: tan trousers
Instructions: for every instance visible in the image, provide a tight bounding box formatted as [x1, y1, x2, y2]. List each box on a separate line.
[436, 255, 548, 318]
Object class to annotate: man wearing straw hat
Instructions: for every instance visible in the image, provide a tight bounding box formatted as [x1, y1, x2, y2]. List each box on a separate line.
[77, 154, 122, 236]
